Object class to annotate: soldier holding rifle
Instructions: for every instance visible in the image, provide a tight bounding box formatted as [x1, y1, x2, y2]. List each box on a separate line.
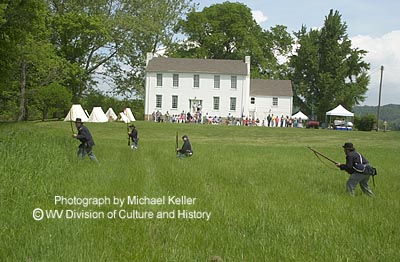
[336, 142, 374, 197]
[308, 143, 375, 197]
[128, 124, 139, 150]
[72, 118, 98, 162]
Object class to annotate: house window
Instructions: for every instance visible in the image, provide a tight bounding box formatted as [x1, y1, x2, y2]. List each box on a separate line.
[193, 74, 199, 88]
[173, 74, 179, 87]
[273, 97, 278, 106]
[156, 74, 162, 87]
[214, 75, 220, 89]
[230, 97, 236, 111]
[250, 97, 255, 104]
[231, 76, 237, 89]
[172, 95, 178, 109]
[213, 97, 220, 110]
[156, 95, 162, 108]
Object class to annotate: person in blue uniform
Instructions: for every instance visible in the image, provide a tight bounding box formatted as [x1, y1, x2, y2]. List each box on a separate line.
[72, 118, 98, 162]
[128, 124, 139, 150]
[176, 135, 193, 158]
[336, 142, 374, 197]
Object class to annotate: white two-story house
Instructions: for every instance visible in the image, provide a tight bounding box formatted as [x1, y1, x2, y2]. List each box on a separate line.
[144, 53, 292, 121]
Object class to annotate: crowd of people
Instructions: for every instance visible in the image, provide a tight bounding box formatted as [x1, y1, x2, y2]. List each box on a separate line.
[151, 110, 306, 128]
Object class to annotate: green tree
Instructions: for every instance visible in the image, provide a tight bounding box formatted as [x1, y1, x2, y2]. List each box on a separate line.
[33, 83, 72, 121]
[0, 3, 6, 25]
[0, 0, 193, 120]
[49, 0, 194, 101]
[49, 0, 118, 102]
[169, 2, 293, 79]
[354, 114, 376, 131]
[0, 0, 65, 121]
[103, 0, 195, 99]
[80, 89, 108, 111]
[290, 10, 370, 121]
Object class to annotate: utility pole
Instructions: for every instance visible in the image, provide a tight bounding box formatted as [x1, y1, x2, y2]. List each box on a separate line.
[376, 65, 384, 131]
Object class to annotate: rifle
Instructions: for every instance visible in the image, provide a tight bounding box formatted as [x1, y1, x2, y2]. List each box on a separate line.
[307, 146, 338, 165]
[176, 131, 178, 156]
[123, 104, 130, 146]
[69, 114, 75, 135]
[127, 123, 130, 146]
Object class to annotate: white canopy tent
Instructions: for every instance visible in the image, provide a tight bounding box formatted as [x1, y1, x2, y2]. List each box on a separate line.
[105, 108, 118, 121]
[88, 107, 108, 123]
[326, 105, 354, 130]
[292, 111, 309, 120]
[326, 104, 354, 117]
[64, 104, 89, 122]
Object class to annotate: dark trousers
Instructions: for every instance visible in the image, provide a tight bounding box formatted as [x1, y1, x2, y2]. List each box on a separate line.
[346, 172, 374, 197]
[131, 138, 139, 149]
[78, 144, 98, 162]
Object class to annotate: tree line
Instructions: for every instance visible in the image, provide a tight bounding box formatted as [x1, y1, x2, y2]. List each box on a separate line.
[354, 104, 400, 131]
[0, 1, 370, 122]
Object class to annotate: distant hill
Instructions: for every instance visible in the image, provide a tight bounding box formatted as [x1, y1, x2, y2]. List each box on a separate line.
[354, 104, 400, 130]
[354, 104, 400, 121]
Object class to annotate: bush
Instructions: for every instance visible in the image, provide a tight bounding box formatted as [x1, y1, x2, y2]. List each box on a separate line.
[354, 114, 376, 131]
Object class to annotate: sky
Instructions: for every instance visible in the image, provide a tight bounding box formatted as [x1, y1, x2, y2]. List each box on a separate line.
[196, 0, 400, 106]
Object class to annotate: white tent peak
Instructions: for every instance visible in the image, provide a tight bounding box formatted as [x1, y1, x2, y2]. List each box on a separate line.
[64, 104, 89, 122]
[105, 108, 118, 121]
[88, 107, 108, 123]
[326, 105, 354, 117]
[120, 112, 130, 123]
[292, 111, 309, 120]
[124, 108, 136, 121]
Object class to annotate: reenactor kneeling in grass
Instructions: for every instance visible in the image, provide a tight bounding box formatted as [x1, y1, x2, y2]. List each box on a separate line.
[176, 135, 193, 159]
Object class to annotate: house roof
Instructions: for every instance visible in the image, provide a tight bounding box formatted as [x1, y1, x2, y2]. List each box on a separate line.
[147, 57, 248, 75]
[250, 79, 293, 97]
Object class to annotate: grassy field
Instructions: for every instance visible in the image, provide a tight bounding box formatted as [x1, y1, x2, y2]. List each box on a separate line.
[1, 121, 399, 261]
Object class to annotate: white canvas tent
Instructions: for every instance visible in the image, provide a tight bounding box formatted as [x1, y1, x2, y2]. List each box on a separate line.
[88, 107, 108, 123]
[124, 108, 136, 121]
[64, 104, 89, 122]
[119, 112, 130, 123]
[105, 108, 118, 121]
[326, 104, 354, 117]
[292, 111, 309, 120]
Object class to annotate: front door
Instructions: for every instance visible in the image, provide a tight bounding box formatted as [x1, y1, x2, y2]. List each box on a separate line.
[189, 99, 202, 113]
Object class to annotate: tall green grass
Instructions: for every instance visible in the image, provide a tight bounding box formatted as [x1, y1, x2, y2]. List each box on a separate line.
[1, 121, 399, 261]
